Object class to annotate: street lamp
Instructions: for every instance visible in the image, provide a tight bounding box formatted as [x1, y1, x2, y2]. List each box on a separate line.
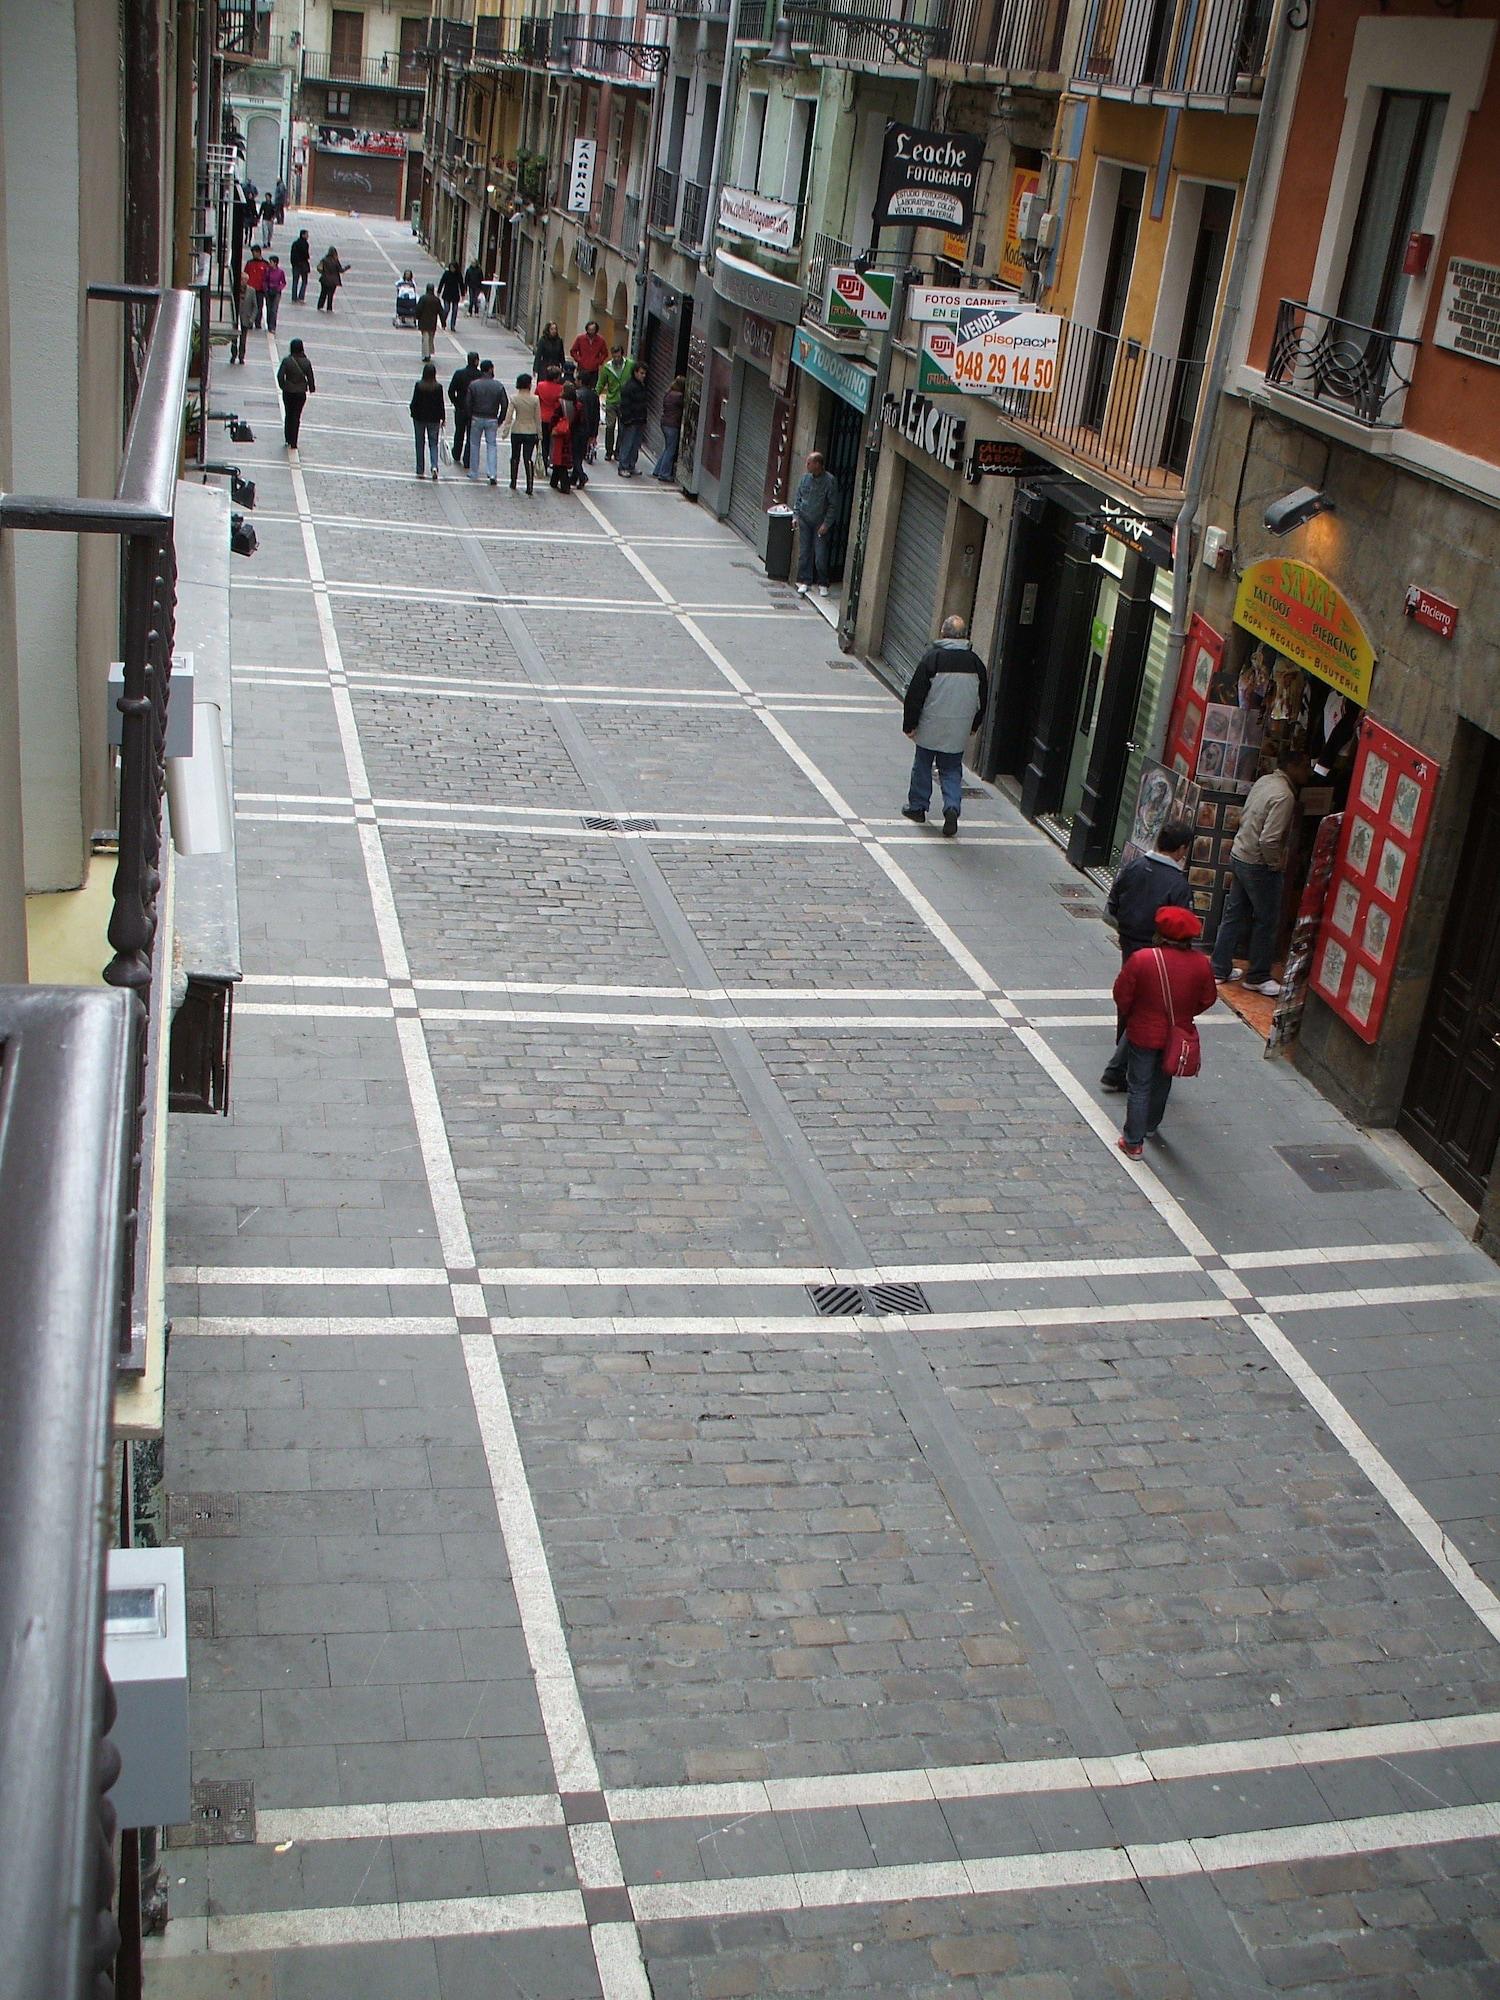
[763, 15, 797, 67]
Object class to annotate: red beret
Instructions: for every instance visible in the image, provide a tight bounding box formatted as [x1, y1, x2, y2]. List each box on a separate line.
[1155, 905, 1203, 941]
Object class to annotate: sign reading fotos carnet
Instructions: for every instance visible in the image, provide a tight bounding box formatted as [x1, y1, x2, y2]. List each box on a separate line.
[874, 123, 984, 232]
[917, 304, 1060, 396]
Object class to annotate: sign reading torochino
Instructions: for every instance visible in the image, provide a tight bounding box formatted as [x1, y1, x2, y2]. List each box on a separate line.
[874, 123, 984, 232]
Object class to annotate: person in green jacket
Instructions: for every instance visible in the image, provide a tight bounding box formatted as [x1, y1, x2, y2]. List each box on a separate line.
[599, 344, 632, 461]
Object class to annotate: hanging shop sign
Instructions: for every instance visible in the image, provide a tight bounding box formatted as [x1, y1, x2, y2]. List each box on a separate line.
[764, 388, 798, 509]
[1310, 719, 1441, 1044]
[1162, 614, 1225, 778]
[1233, 558, 1376, 706]
[940, 231, 969, 264]
[1094, 498, 1175, 569]
[565, 137, 596, 214]
[998, 167, 1041, 290]
[718, 183, 798, 252]
[791, 326, 875, 412]
[713, 248, 804, 324]
[1404, 583, 1458, 640]
[825, 266, 894, 332]
[874, 123, 984, 232]
[316, 126, 406, 157]
[910, 285, 1024, 324]
[916, 308, 1060, 396]
[966, 439, 1048, 479]
[881, 389, 966, 472]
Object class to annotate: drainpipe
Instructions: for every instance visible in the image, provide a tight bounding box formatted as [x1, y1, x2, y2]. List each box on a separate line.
[701, 15, 742, 286]
[1160, 2, 1299, 730]
[837, 64, 937, 655]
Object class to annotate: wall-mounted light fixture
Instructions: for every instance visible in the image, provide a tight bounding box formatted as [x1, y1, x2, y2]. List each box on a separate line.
[1264, 485, 1334, 536]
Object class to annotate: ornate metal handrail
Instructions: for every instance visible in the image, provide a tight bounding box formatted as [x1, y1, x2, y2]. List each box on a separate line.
[0, 285, 193, 1364]
[679, 178, 709, 249]
[302, 49, 429, 89]
[651, 164, 680, 233]
[1075, 0, 1270, 94]
[0, 985, 140, 2000]
[736, 0, 951, 59]
[1266, 297, 1419, 427]
[805, 231, 854, 317]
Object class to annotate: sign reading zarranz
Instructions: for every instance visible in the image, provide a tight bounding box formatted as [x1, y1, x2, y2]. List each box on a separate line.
[874, 124, 984, 232]
[882, 389, 966, 472]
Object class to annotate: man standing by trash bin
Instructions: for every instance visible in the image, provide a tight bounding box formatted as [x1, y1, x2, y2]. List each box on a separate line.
[793, 451, 838, 598]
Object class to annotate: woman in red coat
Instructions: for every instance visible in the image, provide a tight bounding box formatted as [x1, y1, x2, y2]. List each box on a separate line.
[549, 396, 575, 493]
[1111, 905, 1218, 1156]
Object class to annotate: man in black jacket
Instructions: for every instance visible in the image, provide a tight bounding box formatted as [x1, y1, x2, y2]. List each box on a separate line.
[449, 351, 480, 470]
[900, 618, 989, 837]
[1100, 819, 1194, 1090]
[276, 339, 316, 449]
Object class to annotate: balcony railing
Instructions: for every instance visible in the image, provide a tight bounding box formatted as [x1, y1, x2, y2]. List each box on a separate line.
[516, 14, 553, 61]
[679, 177, 708, 248]
[651, 164, 680, 233]
[647, 0, 731, 14]
[1075, 0, 1270, 96]
[736, 0, 952, 60]
[622, 191, 644, 255]
[600, 180, 619, 241]
[805, 231, 853, 318]
[303, 49, 429, 88]
[1265, 298, 1419, 429]
[989, 316, 1206, 494]
[0, 984, 140, 2000]
[982, 0, 1066, 70]
[547, 11, 670, 75]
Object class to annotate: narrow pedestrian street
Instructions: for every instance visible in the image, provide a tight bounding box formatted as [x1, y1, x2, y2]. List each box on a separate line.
[150, 213, 1500, 1999]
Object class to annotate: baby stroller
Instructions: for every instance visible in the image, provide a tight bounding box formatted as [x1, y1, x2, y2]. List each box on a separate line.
[394, 272, 420, 328]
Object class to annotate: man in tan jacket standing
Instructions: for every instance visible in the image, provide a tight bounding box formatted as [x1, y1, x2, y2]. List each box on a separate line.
[1211, 755, 1312, 995]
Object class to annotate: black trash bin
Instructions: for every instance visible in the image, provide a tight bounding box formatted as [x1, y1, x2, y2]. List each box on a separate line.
[764, 505, 795, 582]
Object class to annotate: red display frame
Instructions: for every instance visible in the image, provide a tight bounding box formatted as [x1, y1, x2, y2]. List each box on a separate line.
[1309, 719, 1440, 1044]
[1163, 614, 1224, 778]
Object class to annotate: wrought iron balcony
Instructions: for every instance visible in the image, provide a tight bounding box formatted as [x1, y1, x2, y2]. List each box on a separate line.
[651, 164, 681, 234]
[679, 177, 709, 249]
[735, 0, 952, 62]
[548, 11, 671, 74]
[516, 13, 554, 61]
[980, 0, 1066, 71]
[805, 231, 854, 319]
[622, 190, 644, 254]
[646, 0, 731, 14]
[987, 315, 1206, 495]
[1075, 0, 1270, 96]
[1265, 298, 1419, 429]
[303, 48, 430, 89]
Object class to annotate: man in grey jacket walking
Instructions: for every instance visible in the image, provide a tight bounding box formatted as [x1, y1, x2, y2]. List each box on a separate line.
[901, 616, 989, 837]
[1210, 755, 1311, 994]
[793, 452, 838, 597]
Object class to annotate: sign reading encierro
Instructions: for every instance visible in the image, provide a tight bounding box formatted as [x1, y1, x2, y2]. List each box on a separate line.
[1233, 559, 1376, 705]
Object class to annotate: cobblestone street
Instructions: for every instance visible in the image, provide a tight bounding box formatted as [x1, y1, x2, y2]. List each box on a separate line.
[149, 214, 1500, 1999]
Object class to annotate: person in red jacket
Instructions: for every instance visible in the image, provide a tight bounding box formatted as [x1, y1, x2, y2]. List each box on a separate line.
[536, 368, 564, 462]
[549, 395, 575, 493]
[570, 320, 609, 389]
[1111, 905, 1218, 1157]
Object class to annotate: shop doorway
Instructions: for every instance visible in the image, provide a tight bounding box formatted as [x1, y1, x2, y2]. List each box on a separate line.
[1398, 735, 1500, 1211]
[821, 397, 862, 580]
[1055, 567, 1121, 833]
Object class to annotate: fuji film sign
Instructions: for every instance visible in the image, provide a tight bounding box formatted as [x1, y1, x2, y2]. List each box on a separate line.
[825, 266, 894, 331]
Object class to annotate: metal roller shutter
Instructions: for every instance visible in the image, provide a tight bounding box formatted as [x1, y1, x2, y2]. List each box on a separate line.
[727, 366, 775, 548]
[643, 314, 676, 458]
[880, 464, 948, 692]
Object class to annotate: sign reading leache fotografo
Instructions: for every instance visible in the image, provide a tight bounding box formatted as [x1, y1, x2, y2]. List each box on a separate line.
[1233, 559, 1376, 706]
[875, 124, 984, 232]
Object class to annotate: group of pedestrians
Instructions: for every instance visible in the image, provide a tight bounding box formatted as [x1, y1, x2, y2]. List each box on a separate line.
[228, 233, 347, 363]
[408, 350, 598, 494]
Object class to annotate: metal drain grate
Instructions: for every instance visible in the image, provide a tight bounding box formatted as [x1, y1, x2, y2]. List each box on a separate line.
[581, 814, 659, 834]
[827, 657, 857, 670]
[1061, 903, 1107, 919]
[961, 785, 986, 799]
[807, 1283, 865, 1317]
[865, 1281, 930, 1316]
[166, 1492, 240, 1538]
[807, 1281, 932, 1316]
[171, 1778, 255, 1848]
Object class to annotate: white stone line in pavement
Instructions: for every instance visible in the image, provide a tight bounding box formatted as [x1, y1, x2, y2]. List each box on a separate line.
[173, 1316, 457, 1338]
[198, 1888, 587, 1954]
[235, 999, 1012, 1030]
[166, 1240, 1468, 1291]
[235, 812, 875, 844]
[242, 973, 1008, 1002]
[255, 507, 728, 548]
[226, 1709, 1500, 1850]
[1225, 1239, 1455, 1271]
[256, 1795, 564, 1844]
[236, 795, 857, 824]
[1258, 1279, 1500, 1314]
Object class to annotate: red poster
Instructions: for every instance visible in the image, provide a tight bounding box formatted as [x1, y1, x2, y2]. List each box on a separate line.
[1163, 614, 1223, 779]
[1309, 720, 1441, 1044]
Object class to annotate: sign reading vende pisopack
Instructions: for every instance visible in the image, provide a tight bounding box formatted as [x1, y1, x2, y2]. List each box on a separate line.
[874, 124, 984, 232]
[917, 306, 1060, 396]
[825, 267, 894, 331]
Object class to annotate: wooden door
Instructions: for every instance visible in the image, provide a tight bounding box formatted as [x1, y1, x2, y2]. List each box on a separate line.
[1398, 740, 1500, 1209]
[330, 9, 364, 80]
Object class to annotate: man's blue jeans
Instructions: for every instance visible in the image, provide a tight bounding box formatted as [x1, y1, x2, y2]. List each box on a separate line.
[797, 521, 830, 586]
[1123, 1040, 1171, 1146]
[907, 745, 963, 818]
[468, 416, 498, 480]
[1212, 858, 1283, 983]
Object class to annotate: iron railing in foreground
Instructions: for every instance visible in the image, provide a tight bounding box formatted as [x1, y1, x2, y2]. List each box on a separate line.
[0, 283, 195, 1367]
[0, 986, 140, 2000]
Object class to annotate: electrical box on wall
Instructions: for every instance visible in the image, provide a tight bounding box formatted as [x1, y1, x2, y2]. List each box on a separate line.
[1203, 525, 1231, 573]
